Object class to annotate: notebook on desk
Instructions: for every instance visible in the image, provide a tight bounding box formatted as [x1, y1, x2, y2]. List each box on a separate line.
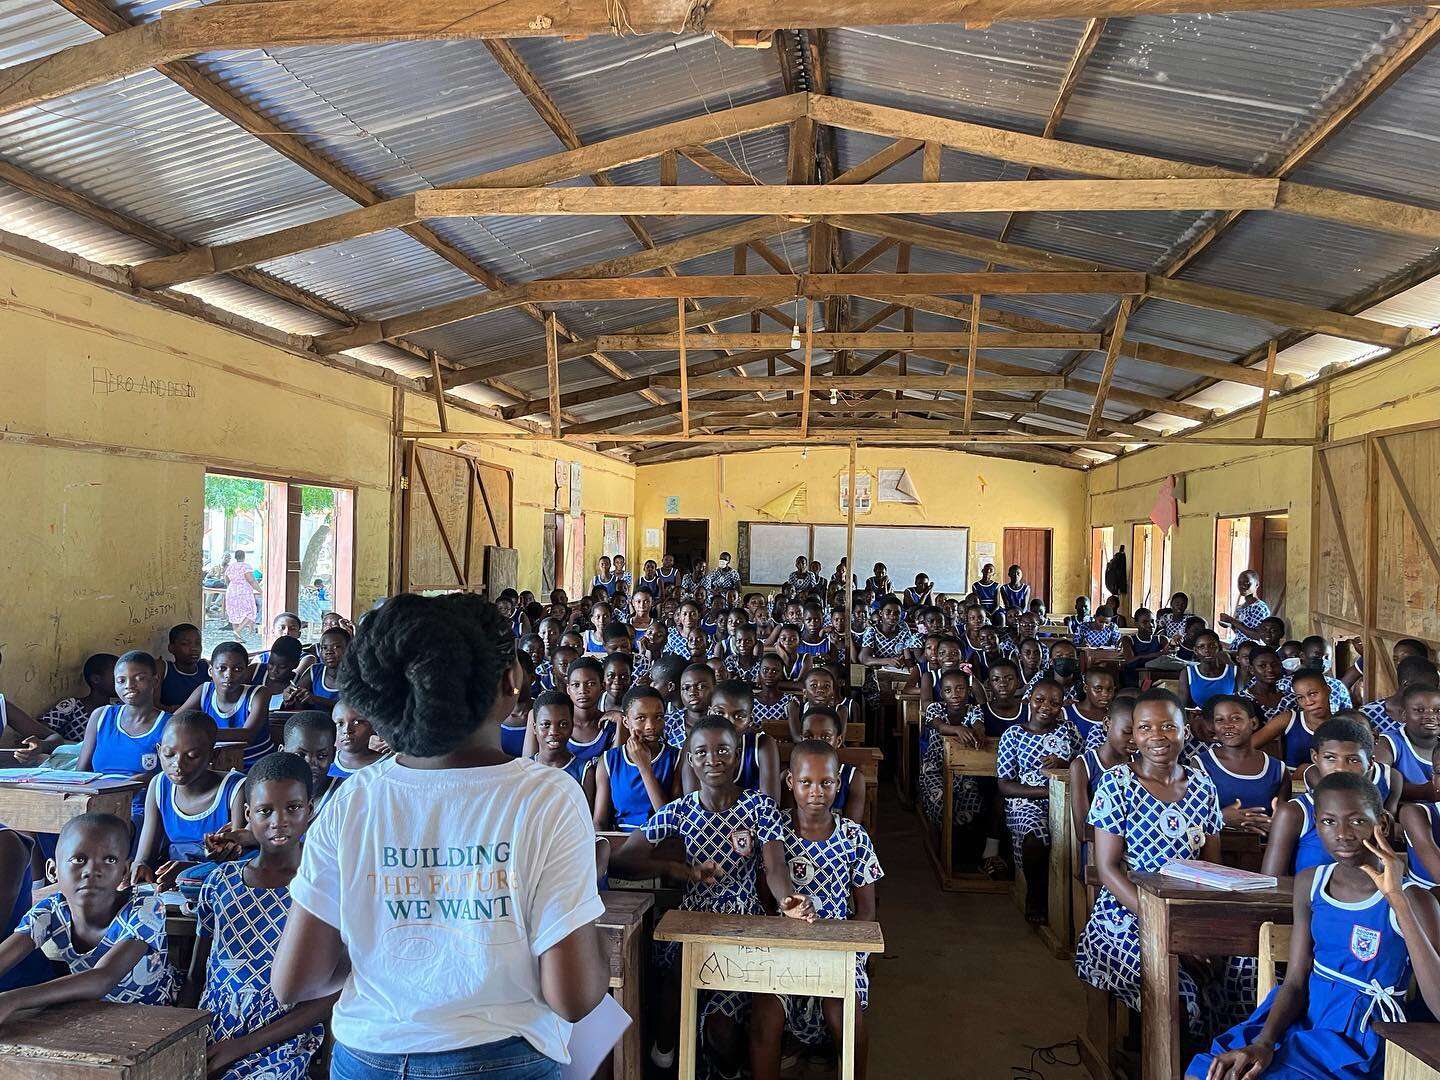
[1159, 859, 1278, 892]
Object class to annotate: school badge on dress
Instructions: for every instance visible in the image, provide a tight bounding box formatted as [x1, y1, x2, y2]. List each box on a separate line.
[730, 828, 754, 857]
[141, 753, 158, 771]
[1351, 924, 1382, 962]
[1159, 810, 1189, 840]
[789, 855, 818, 887]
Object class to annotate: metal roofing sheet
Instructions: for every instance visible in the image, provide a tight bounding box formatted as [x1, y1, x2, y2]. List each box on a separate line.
[508, 33, 784, 144]
[0, 0, 95, 68]
[826, 23, 1092, 132]
[1057, 11, 1425, 172]
[0, 180, 161, 264]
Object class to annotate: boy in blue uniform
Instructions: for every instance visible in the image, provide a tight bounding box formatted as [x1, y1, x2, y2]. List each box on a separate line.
[750, 740, 882, 1080]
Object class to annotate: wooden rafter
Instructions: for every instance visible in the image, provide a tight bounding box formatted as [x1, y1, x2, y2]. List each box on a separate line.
[1085, 297, 1134, 438]
[652, 374, 1064, 391]
[594, 331, 1102, 350]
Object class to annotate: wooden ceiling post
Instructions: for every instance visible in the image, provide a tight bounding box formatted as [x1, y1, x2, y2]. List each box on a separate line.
[546, 314, 561, 438]
[962, 294, 980, 433]
[800, 301, 815, 439]
[1255, 341, 1279, 439]
[1086, 297, 1135, 439]
[679, 298, 690, 439]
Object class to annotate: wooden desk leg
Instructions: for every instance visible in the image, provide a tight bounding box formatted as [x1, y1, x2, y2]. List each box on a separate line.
[898, 718, 913, 806]
[1139, 889, 1181, 1080]
[841, 951, 858, 1080]
[941, 763, 955, 887]
[1043, 777, 1072, 957]
[678, 943, 699, 1080]
[615, 930, 643, 1080]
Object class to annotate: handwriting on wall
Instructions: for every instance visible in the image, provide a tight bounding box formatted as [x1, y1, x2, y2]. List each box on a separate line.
[694, 943, 849, 998]
[92, 366, 196, 399]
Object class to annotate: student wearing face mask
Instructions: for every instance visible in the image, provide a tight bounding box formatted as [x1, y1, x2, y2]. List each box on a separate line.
[706, 553, 741, 595]
[1277, 636, 1353, 714]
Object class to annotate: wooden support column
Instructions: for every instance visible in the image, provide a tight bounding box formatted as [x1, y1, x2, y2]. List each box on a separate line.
[1086, 297, 1134, 439]
[427, 350, 451, 432]
[845, 437, 858, 675]
[962, 294, 980, 433]
[1255, 341, 1278, 438]
[546, 314, 561, 438]
[679, 298, 690, 438]
[800, 301, 815, 438]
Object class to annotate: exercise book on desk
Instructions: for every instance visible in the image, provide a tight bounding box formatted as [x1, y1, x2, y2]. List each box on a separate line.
[0, 768, 135, 790]
[1159, 860, 1278, 892]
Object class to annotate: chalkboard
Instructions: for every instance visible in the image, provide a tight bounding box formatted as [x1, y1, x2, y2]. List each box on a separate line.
[738, 523, 811, 585]
[814, 525, 970, 595]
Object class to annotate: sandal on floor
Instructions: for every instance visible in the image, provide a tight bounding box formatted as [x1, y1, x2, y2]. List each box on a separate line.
[981, 855, 1008, 879]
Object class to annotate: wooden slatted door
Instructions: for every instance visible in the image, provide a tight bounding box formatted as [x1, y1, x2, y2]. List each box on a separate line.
[401, 443, 514, 593]
[1370, 427, 1440, 693]
[1311, 437, 1369, 684]
[1003, 527, 1052, 609]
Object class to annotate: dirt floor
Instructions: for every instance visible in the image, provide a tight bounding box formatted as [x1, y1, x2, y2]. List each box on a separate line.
[866, 790, 1089, 1080]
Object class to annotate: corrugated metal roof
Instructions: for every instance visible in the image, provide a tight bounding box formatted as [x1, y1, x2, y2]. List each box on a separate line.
[0, 10, 1437, 454]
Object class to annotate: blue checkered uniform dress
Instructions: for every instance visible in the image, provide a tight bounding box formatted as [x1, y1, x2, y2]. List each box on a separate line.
[1232, 599, 1270, 629]
[644, 790, 785, 1025]
[1073, 765, 1253, 1035]
[778, 813, 883, 1044]
[995, 721, 1083, 860]
[918, 702, 982, 830]
[197, 861, 323, 1079]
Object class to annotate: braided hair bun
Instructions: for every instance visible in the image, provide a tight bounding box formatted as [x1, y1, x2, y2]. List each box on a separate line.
[339, 592, 516, 757]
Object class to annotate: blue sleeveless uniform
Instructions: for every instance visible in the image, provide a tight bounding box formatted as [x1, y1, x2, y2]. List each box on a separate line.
[971, 581, 999, 612]
[1280, 710, 1321, 767]
[1190, 862, 1420, 1080]
[0, 829, 54, 991]
[1380, 729, 1435, 786]
[307, 665, 340, 703]
[1196, 746, 1287, 811]
[499, 722, 528, 758]
[835, 763, 856, 816]
[155, 770, 244, 862]
[1407, 802, 1440, 888]
[92, 705, 171, 819]
[1185, 663, 1238, 709]
[583, 630, 607, 655]
[602, 743, 678, 830]
[159, 660, 209, 709]
[979, 702, 1027, 738]
[1000, 583, 1030, 611]
[657, 568, 678, 591]
[736, 730, 769, 792]
[592, 574, 617, 598]
[796, 638, 829, 659]
[1287, 793, 1331, 875]
[198, 685, 271, 768]
[534, 753, 587, 787]
[567, 720, 613, 773]
[1064, 703, 1105, 751]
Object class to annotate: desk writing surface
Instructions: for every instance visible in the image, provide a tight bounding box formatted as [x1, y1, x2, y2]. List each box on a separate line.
[1133, 872, 1294, 906]
[655, 910, 883, 953]
[599, 889, 654, 928]
[1375, 1023, 1440, 1071]
[0, 1000, 208, 1061]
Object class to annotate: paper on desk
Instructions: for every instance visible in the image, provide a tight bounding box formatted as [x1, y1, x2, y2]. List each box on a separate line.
[562, 994, 632, 1080]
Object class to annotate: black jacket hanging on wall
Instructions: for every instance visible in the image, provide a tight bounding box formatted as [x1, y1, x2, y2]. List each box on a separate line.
[1104, 546, 1129, 598]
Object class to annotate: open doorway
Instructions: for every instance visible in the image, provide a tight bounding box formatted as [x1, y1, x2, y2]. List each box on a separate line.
[665, 519, 710, 574]
[1214, 512, 1288, 635]
[1131, 522, 1172, 613]
[1090, 526, 1115, 611]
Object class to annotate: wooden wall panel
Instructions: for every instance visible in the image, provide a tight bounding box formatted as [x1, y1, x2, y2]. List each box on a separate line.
[1312, 439, 1367, 633]
[1374, 428, 1440, 649]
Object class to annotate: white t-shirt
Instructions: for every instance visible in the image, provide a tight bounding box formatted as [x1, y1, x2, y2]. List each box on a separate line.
[290, 755, 605, 1059]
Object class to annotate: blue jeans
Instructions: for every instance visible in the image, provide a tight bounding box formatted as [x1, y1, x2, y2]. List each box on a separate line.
[332, 1038, 560, 1079]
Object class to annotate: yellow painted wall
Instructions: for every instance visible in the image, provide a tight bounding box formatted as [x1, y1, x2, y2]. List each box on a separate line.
[634, 446, 1087, 601]
[0, 252, 633, 713]
[1085, 335, 1440, 635]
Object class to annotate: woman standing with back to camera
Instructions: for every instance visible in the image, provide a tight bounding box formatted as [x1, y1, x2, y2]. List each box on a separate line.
[272, 592, 609, 1079]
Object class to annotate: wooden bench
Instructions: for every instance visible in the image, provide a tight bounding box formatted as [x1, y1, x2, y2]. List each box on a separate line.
[896, 690, 920, 809]
[655, 909, 883, 1080]
[597, 890, 655, 1080]
[0, 1000, 208, 1078]
[917, 737, 1008, 893]
[0, 778, 143, 834]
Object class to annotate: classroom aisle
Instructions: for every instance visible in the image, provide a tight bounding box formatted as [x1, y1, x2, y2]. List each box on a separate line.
[867, 790, 1088, 1079]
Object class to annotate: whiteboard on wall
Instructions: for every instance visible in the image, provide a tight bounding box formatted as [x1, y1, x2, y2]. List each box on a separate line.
[742, 523, 812, 585]
[813, 525, 970, 595]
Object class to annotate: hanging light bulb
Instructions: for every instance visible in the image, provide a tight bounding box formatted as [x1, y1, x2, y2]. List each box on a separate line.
[830, 388, 839, 405]
[790, 325, 802, 350]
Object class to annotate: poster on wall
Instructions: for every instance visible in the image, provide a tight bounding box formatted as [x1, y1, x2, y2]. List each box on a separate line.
[971, 540, 997, 583]
[554, 460, 568, 511]
[569, 462, 583, 514]
[839, 471, 873, 515]
[644, 528, 661, 549]
[878, 468, 920, 505]
[665, 496, 680, 514]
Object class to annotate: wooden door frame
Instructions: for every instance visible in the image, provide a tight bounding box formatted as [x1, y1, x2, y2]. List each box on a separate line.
[663, 518, 711, 565]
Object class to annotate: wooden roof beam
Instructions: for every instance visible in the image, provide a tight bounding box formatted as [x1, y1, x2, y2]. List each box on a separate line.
[596, 331, 1102, 350]
[651, 374, 1064, 392]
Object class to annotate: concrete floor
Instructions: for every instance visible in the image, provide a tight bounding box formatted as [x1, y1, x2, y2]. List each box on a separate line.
[866, 790, 1089, 1080]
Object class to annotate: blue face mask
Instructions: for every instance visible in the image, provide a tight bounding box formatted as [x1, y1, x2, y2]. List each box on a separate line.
[1281, 657, 1303, 673]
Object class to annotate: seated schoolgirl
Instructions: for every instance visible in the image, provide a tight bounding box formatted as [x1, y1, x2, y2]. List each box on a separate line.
[723, 623, 763, 683]
[251, 636, 305, 713]
[1375, 683, 1440, 802]
[156, 623, 209, 711]
[857, 596, 919, 669]
[26, 653, 118, 755]
[329, 699, 386, 784]
[788, 665, 851, 743]
[1119, 608, 1166, 687]
[500, 655, 534, 759]
[0, 813, 178, 1021]
[1255, 667, 1336, 766]
[1244, 646, 1291, 722]
[563, 657, 613, 772]
[1362, 655, 1439, 738]
[1195, 695, 1289, 836]
[600, 652, 634, 713]
[751, 653, 796, 734]
[1069, 697, 1136, 873]
[919, 635, 963, 709]
[593, 687, 678, 833]
[664, 662, 716, 751]
[1074, 690, 1248, 1037]
[77, 650, 171, 824]
[690, 679, 780, 802]
[176, 641, 272, 769]
[1191, 773, 1440, 1080]
[1066, 665, 1119, 750]
[1264, 717, 1399, 878]
[751, 739, 882, 1080]
[799, 706, 865, 824]
[0, 825, 54, 992]
[133, 711, 245, 885]
[1178, 630, 1239, 712]
[1073, 606, 1121, 650]
[293, 626, 351, 713]
[611, 716, 814, 1072]
[998, 679, 1084, 922]
[530, 690, 588, 788]
[280, 711, 339, 817]
[918, 668, 983, 835]
[1345, 637, 1429, 703]
[183, 752, 333, 1080]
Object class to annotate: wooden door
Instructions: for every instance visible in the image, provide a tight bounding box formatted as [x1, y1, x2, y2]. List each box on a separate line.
[1003, 527, 1052, 609]
[542, 512, 562, 596]
[1260, 515, 1288, 623]
[401, 444, 513, 593]
[1371, 427, 1440, 691]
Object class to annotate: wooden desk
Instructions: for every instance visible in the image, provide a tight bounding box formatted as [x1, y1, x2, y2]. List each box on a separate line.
[0, 779, 143, 834]
[0, 1000, 209, 1078]
[1137, 873, 1294, 1080]
[598, 890, 654, 1080]
[918, 737, 1006, 894]
[1043, 768, 1072, 958]
[1377, 1022, 1440, 1079]
[212, 741, 247, 773]
[655, 910, 883, 1080]
[777, 744, 882, 834]
[897, 690, 920, 809]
